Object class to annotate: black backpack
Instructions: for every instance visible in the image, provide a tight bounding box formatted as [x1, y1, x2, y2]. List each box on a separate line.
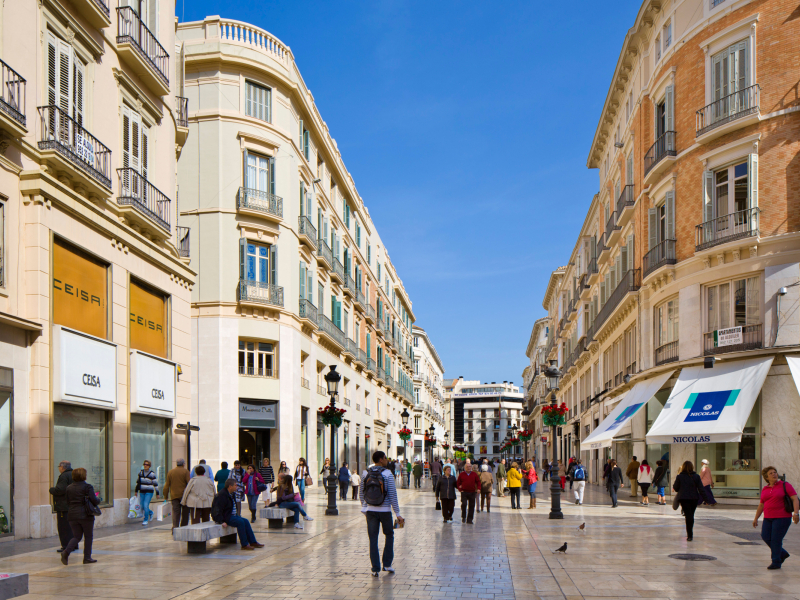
[210, 493, 226, 523]
[363, 466, 387, 506]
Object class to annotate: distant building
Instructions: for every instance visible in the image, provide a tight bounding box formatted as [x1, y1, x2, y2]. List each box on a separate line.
[411, 326, 446, 460]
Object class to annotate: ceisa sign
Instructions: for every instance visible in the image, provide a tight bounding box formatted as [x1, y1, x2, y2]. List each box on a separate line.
[52, 326, 117, 409]
[130, 350, 177, 417]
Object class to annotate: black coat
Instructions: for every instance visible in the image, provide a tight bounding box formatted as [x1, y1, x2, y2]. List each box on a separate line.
[49, 468, 73, 512]
[673, 472, 704, 501]
[65, 481, 100, 521]
[653, 465, 668, 488]
[212, 490, 236, 524]
[434, 475, 457, 500]
[606, 466, 624, 488]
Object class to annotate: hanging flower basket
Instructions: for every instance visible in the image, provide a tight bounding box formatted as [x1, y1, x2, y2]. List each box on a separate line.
[424, 436, 436, 448]
[397, 427, 412, 441]
[541, 403, 568, 428]
[318, 404, 346, 427]
[519, 429, 533, 441]
[441, 443, 450, 450]
[509, 437, 520, 445]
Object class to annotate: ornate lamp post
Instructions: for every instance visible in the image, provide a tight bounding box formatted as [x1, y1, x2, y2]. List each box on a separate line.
[323, 366, 342, 516]
[400, 408, 410, 489]
[512, 423, 518, 462]
[443, 430, 450, 460]
[544, 360, 564, 520]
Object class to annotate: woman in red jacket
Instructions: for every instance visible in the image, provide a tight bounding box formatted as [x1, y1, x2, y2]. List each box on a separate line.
[242, 465, 266, 523]
[524, 461, 538, 509]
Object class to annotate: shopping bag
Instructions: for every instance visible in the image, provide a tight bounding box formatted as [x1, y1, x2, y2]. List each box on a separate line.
[435, 500, 441, 511]
[155, 500, 172, 522]
[128, 495, 142, 519]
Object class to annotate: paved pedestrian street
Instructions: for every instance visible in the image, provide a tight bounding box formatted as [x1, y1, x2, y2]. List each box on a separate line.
[1, 483, 798, 600]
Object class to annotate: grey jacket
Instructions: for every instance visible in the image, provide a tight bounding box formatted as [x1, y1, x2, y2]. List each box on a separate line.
[434, 475, 457, 500]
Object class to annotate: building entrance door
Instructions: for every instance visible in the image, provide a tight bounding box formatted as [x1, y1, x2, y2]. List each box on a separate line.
[239, 428, 270, 466]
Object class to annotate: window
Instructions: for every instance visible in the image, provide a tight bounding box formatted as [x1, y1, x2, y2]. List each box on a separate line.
[356, 221, 361, 247]
[655, 298, 679, 349]
[648, 191, 674, 249]
[130, 415, 167, 497]
[655, 35, 661, 62]
[54, 404, 109, 504]
[298, 119, 309, 160]
[663, 22, 672, 50]
[245, 81, 271, 122]
[367, 244, 371, 264]
[344, 203, 350, 228]
[245, 152, 274, 195]
[626, 151, 634, 185]
[414, 359, 419, 374]
[299, 262, 313, 301]
[414, 388, 420, 404]
[712, 40, 749, 104]
[240, 241, 274, 284]
[122, 104, 149, 188]
[318, 282, 324, 316]
[47, 32, 86, 127]
[377, 263, 381, 281]
[0, 202, 4, 287]
[239, 340, 275, 376]
[706, 276, 760, 333]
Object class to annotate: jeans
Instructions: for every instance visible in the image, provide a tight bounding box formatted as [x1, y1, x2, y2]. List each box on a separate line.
[510, 487, 521, 508]
[366, 511, 394, 572]
[431, 474, 439, 491]
[352, 485, 358, 500]
[529, 482, 537, 496]
[226, 515, 258, 547]
[441, 498, 455, 520]
[140, 492, 154, 522]
[278, 501, 308, 524]
[298, 478, 306, 501]
[460, 491, 476, 522]
[609, 484, 619, 506]
[64, 518, 94, 560]
[339, 481, 349, 500]
[679, 499, 698, 538]
[573, 481, 585, 503]
[762, 517, 792, 567]
[703, 484, 717, 504]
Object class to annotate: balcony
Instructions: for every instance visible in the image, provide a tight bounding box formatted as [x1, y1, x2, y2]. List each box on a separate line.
[318, 315, 345, 350]
[331, 258, 344, 284]
[654, 340, 679, 366]
[343, 338, 357, 359]
[318, 385, 326, 396]
[298, 216, 317, 249]
[175, 96, 189, 146]
[643, 239, 676, 279]
[597, 232, 611, 264]
[116, 6, 170, 96]
[354, 288, 366, 312]
[316, 238, 333, 269]
[593, 269, 640, 336]
[72, 0, 111, 29]
[376, 368, 385, 384]
[177, 226, 190, 258]
[616, 184, 635, 226]
[301, 377, 310, 389]
[367, 357, 376, 375]
[605, 209, 621, 247]
[237, 187, 283, 221]
[375, 322, 385, 338]
[587, 258, 599, 285]
[704, 324, 762, 356]
[386, 374, 395, 392]
[695, 207, 759, 252]
[237, 279, 284, 307]
[0, 59, 26, 137]
[238, 365, 275, 378]
[644, 131, 676, 185]
[696, 84, 759, 144]
[365, 304, 376, 324]
[37, 105, 112, 196]
[343, 273, 356, 298]
[298, 298, 318, 326]
[117, 168, 171, 234]
[579, 273, 591, 301]
[356, 348, 367, 368]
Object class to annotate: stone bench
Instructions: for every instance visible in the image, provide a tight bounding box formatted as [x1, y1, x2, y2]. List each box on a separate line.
[259, 507, 295, 529]
[0, 573, 28, 600]
[172, 521, 238, 554]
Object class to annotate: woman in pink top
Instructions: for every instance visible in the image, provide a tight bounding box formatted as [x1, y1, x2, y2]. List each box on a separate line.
[699, 459, 717, 506]
[752, 466, 799, 570]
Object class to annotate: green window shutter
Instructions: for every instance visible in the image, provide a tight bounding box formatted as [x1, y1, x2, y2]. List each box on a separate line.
[665, 84, 674, 133]
[367, 333, 371, 358]
[703, 170, 714, 223]
[270, 245, 277, 284]
[590, 235, 597, 260]
[621, 243, 628, 273]
[242, 149, 249, 191]
[299, 262, 306, 299]
[239, 238, 247, 279]
[627, 234, 634, 270]
[299, 181, 305, 216]
[308, 271, 313, 301]
[665, 191, 675, 240]
[269, 157, 275, 195]
[648, 208, 657, 250]
[748, 153, 758, 209]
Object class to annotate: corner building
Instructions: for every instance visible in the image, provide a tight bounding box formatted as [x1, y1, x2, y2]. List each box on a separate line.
[0, 0, 194, 538]
[526, 0, 800, 503]
[177, 17, 417, 477]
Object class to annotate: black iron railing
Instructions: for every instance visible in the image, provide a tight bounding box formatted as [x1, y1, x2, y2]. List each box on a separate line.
[316, 238, 332, 266]
[298, 298, 318, 323]
[704, 324, 762, 356]
[655, 340, 679, 366]
[117, 168, 171, 231]
[177, 226, 190, 257]
[38, 105, 112, 189]
[237, 278, 284, 307]
[116, 6, 169, 87]
[597, 231, 609, 256]
[298, 216, 317, 247]
[594, 269, 641, 335]
[237, 187, 283, 218]
[606, 209, 620, 237]
[616, 184, 635, 215]
[696, 84, 759, 137]
[1, 59, 26, 126]
[587, 257, 598, 278]
[644, 131, 676, 176]
[176, 96, 188, 127]
[643, 239, 676, 277]
[90, 0, 110, 17]
[695, 207, 759, 251]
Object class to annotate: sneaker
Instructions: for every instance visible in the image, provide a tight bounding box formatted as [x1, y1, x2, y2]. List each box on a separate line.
[294, 523, 304, 529]
[142, 521, 148, 526]
[303, 515, 314, 521]
[383, 566, 395, 573]
[372, 572, 380, 577]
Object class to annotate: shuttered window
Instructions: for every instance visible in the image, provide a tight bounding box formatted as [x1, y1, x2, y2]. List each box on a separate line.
[122, 105, 149, 190]
[245, 81, 271, 122]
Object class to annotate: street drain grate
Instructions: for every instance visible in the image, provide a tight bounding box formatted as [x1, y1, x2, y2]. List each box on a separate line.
[668, 554, 717, 561]
[734, 542, 761, 545]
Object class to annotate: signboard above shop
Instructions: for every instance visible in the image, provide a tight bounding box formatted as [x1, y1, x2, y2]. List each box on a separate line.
[239, 401, 276, 428]
[130, 350, 177, 418]
[52, 326, 117, 409]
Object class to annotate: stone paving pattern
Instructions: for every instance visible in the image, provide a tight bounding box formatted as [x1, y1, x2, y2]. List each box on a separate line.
[0, 482, 798, 599]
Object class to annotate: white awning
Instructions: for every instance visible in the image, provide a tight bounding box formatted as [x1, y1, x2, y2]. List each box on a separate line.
[580, 370, 674, 451]
[786, 356, 800, 397]
[646, 356, 773, 444]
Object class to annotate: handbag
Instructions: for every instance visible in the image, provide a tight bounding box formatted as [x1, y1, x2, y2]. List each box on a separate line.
[783, 481, 794, 515]
[672, 494, 680, 510]
[435, 500, 441, 511]
[85, 495, 102, 517]
[305, 475, 313, 487]
[256, 480, 268, 493]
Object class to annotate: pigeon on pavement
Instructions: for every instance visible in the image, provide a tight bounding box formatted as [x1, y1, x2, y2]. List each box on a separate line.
[578, 523, 586, 532]
[553, 542, 567, 553]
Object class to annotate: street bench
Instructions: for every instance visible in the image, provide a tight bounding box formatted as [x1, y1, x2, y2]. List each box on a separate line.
[258, 507, 294, 529]
[0, 573, 28, 600]
[172, 522, 238, 554]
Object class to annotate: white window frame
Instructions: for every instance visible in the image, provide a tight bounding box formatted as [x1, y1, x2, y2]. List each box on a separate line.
[654, 297, 679, 349]
[245, 80, 271, 122]
[704, 274, 762, 335]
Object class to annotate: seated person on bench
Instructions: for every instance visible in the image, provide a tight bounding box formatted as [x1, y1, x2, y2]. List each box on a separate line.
[212, 478, 264, 550]
[269, 474, 313, 529]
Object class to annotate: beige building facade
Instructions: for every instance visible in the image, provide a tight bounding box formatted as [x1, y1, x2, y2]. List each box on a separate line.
[0, 0, 194, 538]
[411, 325, 445, 460]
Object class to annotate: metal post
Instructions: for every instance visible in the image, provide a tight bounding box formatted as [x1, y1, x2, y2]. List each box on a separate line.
[549, 458, 563, 519]
[326, 396, 339, 516]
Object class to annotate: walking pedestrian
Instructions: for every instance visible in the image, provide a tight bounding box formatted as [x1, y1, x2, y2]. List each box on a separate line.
[359, 451, 403, 577]
[638, 459, 653, 506]
[456, 463, 480, 523]
[214, 461, 231, 492]
[350, 470, 361, 500]
[626, 456, 640, 498]
[243, 465, 266, 522]
[270, 474, 313, 529]
[191, 459, 214, 480]
[60, 467, 100, 565]
[162, 458, 191, 531]
[602, 458, 612, 485]
[338, 462, 351, 501]
[431, 456, 442, 491]
[295, 458, 310, 501]
[258, 458, 275, 503]
[673, 460, 704, 541]
[496, 459, 507, 498]
[752, 466, 799, 569]
[567, 457, 576, 490]
[405, 459, 412, 487]
[412, 460, 423, 488]
[278, 460, 290, 476]
[134, 460, 159, 526]
[524, 461, 538, 509]
[606, 459, 623, 508]
[49, 460, 73, 552]
[479, 464, 493, 512]
[180, 465, 215, 523]
[436, 465, 457, 522]
[558, 460, 566, 491]
[231, 460, 246, 516]
[320, 457, 333, 481]
[571, 459, 586, 505]
[653, 460, 668, 505]
[507, 462, 522, 509]
[211, 479, 264, 550]
[699, 459, 717, 506]
[542, 459, 550, 481]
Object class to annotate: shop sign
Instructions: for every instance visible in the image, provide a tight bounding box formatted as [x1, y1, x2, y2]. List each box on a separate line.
[715, 326, 743, 347]
[130, 281, 168, 359]
[239, 402, 276, 428]
[53, 239, 107, 339]
[52, 326, 117, 409]
[130, 350, 176, 417]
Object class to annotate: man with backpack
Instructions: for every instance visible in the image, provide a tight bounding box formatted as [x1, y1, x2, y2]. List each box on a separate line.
[571, 459, 587, 505]
[359, 451, 404, 577]
[211, 479, 264, 551]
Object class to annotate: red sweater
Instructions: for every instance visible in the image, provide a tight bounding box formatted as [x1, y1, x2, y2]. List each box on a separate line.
[456, 471, 481, 493]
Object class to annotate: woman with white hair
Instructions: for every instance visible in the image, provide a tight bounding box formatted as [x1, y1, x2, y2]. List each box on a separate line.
[479, 464, 494, 513]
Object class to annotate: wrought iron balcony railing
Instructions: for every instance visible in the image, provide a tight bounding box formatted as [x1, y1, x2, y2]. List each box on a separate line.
[117, 168, 171, 231]
[643, 239, 676, 277]
[616, 184, 635, 215]
[0, 59, 26, 127]
[593, 269, 641, 334]
[695, 207, 759, 252]
[298, 298, 318, 323]
[367, 358, 376, 374]
[316, 238, 332, 266]
[606, 209, 620, 236]
[237, 278, 284, 307]
[644, 131, 676, 176]
[237, 187, 283, 218]
[116, 6, 169, 86]
[655, 340, 679, 366]
[319, 314, 345, 348]
[696, 84, 759, 137]
[38, 105, 112, 189]
[298, 216, 317, 248]
[177, 226, 190, 258]
[704, 323, 762, 356]
[176, 96, 188, 127]
[332, 258, 344, 281]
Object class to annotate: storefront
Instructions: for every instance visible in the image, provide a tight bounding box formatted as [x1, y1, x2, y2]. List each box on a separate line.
[0, 368, 13, 536]
[239, 400, 276, 466]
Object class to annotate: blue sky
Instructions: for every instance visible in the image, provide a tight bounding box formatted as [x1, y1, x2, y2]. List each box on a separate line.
[182, 0, 641, 386]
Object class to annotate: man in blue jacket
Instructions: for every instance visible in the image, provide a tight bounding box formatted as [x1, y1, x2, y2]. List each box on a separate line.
[214, 479, 264, 550]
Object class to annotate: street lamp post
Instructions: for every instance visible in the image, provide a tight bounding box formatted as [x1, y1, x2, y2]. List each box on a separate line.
[544, 360, 564, 520]
[444, 431, 450, 460]
[400, 408, 410, 489]
[512, 423, 518, 463]
[323, 366, 341, 516]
